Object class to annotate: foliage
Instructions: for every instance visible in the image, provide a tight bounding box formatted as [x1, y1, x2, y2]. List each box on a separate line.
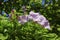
[0, 0, 60, 40]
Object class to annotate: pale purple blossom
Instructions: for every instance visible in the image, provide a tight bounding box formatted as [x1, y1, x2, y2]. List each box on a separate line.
[28, 11, 40, 21]
[18, 11, 50, 30]
[37, 15, 50, 30]
[28, 11, 50, 30]
[44, 22, 50, 30]
[18, 15, 28, 24]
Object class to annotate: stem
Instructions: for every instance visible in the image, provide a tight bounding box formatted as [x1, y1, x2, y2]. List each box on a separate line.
[22, 5, 27, 15]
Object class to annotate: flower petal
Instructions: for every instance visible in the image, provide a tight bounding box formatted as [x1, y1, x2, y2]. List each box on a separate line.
[18, 15, 28, 24]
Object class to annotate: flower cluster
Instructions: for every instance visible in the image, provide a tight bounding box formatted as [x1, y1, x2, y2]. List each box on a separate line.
[0, 10, 50, 30]
[18, 11, 51, 30]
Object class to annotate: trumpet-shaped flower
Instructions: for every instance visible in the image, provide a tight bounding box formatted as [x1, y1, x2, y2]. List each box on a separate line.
[37, 15, 50, 30]
[18, 15, 28, 24]
[28, 11, 40, 21]
[28, 11, 50, 30]
[18, 11, 50, 30]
